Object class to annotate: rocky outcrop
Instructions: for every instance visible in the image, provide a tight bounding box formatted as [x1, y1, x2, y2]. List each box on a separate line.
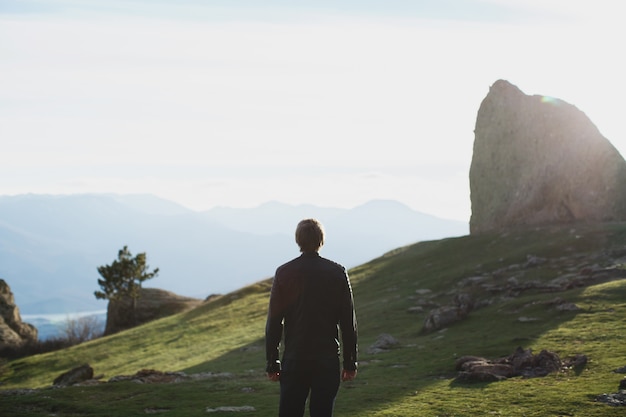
[104, 287, 202, 335]
[455, 347, 586, 382]
[0, 279, 38, 351]
[470, 79, 626, 234]
[53, 364, 94, 387]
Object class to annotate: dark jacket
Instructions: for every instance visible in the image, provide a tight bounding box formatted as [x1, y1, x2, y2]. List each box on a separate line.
[265, 252, 358, 372]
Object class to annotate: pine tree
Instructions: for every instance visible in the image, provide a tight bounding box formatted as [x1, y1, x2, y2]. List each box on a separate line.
[94, 246, 159, 323]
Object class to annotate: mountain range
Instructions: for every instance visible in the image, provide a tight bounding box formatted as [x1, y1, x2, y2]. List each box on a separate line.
[0, 194, 468, 314]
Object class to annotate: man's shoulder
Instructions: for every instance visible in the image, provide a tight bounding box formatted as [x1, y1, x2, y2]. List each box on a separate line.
[275, 254, 346, 274]
[275, 256, 302, 274]
[278, 256, 300, 269]
[318, 255, 346, 272]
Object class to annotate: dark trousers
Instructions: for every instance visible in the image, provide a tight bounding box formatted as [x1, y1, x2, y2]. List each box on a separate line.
[279, 358, 341, 417]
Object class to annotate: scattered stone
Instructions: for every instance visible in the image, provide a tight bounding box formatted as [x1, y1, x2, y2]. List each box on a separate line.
[543, 298, 583, 313]
[407, 306, 424, 314]
[455, 347, 570, 382]
[367, 333, 399, 354]
[458, 276, 487, 287]
[595, 391, 626, 407]
[189, 372, 233, 380]
[145, 408, 171, 414]
[562, 354, 588, 371]
[524, 255, 546, 268]
[0, 389, 38, 396]
[422, 293, 474, 333]
[456, 357, 515, 382]
[53, 364, 94, 387]
[423, 306, 467, 333]
[517, 316, 538, 322]
[108, 369, 187, 384]
[206, 406, 256, 413]
[555, 302, 581, 312]
[48, 368, 234, 388]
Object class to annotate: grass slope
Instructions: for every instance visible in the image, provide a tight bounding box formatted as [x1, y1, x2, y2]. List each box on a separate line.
[2, 223, 626, 416]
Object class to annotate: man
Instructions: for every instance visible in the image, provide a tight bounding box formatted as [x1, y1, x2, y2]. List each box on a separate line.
[265, 218, 358, 417]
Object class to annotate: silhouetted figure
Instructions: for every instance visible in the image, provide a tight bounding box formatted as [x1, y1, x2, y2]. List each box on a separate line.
[266, 219, 358, 417]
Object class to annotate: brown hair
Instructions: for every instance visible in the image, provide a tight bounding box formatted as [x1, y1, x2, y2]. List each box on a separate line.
[295, 219, 325, 253]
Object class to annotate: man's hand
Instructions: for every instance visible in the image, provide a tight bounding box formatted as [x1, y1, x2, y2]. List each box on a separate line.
[341, 369, 357, 381]
[267, 372, 280, 382]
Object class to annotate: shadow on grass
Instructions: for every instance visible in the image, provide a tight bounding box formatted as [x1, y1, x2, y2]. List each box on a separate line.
[175, 308, 590, 417]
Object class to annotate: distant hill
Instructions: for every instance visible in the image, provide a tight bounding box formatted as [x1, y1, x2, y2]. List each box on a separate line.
[0, 194, 467, 314]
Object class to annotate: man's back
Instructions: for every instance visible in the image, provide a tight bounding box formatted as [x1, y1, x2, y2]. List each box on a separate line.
[265, 219, 358, 417]
[268, 252, 356, 363]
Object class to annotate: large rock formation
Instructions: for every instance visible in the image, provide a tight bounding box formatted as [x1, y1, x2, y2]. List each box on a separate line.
[470, 79, 626, 234]
[104, 287, 202, 335]
[0, 279, 38, 351]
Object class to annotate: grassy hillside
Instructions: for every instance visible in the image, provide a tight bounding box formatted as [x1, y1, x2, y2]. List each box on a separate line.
[2, 223, 626, 416]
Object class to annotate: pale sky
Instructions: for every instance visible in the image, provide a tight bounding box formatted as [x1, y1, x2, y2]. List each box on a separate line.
[2, 0, 625, 221]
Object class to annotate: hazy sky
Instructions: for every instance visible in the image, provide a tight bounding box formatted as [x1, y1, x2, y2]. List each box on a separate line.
[2, 0, 624, 221]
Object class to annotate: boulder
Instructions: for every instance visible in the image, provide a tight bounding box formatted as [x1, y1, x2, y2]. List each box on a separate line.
[421, 293, 474, 333]
[104, 287, 202, 335]
[469, 79, 626, 234]
[422, 305, 467, 333]
[456, 347, 571, 382]
[0, 279, 38, 352]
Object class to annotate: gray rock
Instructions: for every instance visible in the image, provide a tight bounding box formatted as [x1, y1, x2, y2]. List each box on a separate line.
[367, 333, 399, 354]
[596, 391, 626, 407]
[422, 293, 474, 333]
[469, 79, 626, 234]
[0, 279, 37, 351]
[455, 347, 565, 382]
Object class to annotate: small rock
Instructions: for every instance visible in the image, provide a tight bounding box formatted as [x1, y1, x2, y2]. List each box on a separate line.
[206, 406, 256, 413]
[367, 333, 399, 354]
[562, 354, 587, 371]
[556, 302, 581, 311]
[595, 391, 626, 407]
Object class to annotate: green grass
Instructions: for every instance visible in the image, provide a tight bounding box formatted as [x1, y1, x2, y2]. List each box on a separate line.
[2, 223, 626, 416]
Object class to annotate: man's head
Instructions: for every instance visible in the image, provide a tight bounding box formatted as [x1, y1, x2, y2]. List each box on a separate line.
[295, 218, 325, 253]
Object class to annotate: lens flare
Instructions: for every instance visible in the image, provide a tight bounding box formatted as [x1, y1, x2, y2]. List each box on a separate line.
[541, 96, 562, 105]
